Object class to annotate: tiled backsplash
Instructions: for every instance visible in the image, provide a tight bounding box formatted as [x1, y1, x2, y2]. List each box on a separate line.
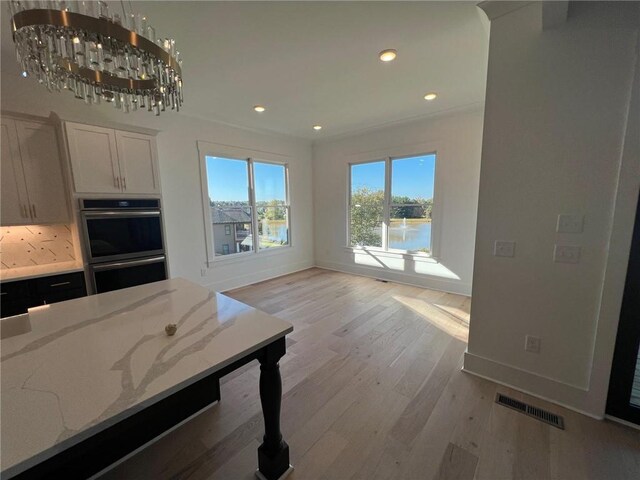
[0, 225, 76, 270]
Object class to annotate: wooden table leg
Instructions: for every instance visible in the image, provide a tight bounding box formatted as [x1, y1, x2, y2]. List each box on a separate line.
[256, 337, 292, 480]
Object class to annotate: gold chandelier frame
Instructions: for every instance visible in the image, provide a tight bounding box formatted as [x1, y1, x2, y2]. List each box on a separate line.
[12, 8, 182, 93]
[11, 8, 182, 110]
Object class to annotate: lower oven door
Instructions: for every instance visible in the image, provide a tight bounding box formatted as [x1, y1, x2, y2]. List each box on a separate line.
[90, 256, 167, 294]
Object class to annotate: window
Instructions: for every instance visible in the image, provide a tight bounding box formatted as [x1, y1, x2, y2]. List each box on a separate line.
[204, 156, 290, 258]
[349, 154, 435, 255]
[254, 162, 290, 250]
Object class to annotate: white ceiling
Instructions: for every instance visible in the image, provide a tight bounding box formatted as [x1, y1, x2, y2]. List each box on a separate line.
[1, 1, 489, 140]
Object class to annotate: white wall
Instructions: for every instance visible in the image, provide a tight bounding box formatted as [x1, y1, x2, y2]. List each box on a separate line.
[465, 1, 640, 418]
[312, 108, 484, 295]
[1, 66, 314, 292]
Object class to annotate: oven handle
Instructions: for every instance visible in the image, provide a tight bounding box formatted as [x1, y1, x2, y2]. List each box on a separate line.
[82, 211, 161, 218]
[92, 256, 166, 272]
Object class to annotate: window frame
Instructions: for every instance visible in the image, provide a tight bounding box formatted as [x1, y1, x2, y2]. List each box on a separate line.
[198, 141, 292, 266]
[347, 150, 439, 259]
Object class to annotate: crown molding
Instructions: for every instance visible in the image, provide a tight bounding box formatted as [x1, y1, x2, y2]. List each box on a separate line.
[476, 1, 533, 21]
[312, 102, 485, 145]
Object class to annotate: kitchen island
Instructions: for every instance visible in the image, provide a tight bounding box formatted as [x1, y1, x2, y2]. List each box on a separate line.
[1, 278, 293, 480]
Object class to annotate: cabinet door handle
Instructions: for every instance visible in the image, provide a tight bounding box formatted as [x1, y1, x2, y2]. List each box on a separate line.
[115, 176, 120, 189]
[30, 204, 36, 218]
[122, 177, 126, 190]
[0, 292, 8, 296]
[50, 281, 71, 287]
[21, 204, 28, 218]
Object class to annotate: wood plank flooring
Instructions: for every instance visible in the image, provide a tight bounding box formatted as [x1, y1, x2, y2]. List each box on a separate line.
[102, 268, 640, 480]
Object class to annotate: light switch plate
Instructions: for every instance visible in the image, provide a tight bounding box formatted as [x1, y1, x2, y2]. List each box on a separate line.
[525, 335, 541, 354]
[494, 241, 515, 257]
[554, 245, 581, 264]
[557, 214, 584, 233]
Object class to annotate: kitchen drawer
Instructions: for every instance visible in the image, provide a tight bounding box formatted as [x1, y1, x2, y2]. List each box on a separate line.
[34, 272, 86, 295]
[1, 279, 31, 318]
[1, 272, 87, 318]
[41, 287, 86, 305]
[1, 299, 31, 318]
[1, 294, 42, 318]
[0, 279, 30, 301]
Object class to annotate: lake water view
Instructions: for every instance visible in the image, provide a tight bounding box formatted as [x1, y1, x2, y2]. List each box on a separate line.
[260, 220, 289, 248]
[260, 219, 431, 252]
[389, 219, 432, 252]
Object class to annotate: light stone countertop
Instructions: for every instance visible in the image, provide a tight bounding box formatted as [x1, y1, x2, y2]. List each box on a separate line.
[0, 261, 84, 282]
[0, 277, 293, 478]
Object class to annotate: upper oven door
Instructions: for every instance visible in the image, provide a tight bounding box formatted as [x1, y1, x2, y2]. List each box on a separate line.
[81, 210, 164, 263]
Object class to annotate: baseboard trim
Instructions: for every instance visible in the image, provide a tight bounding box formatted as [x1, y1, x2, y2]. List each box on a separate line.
[463, 351, 603, 420]
[604, 414, 640, 431]
[211, 261, 315, 293]
[315, 260, 471, 296]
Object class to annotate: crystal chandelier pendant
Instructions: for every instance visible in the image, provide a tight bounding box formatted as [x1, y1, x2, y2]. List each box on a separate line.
[8, 0, 183, 116]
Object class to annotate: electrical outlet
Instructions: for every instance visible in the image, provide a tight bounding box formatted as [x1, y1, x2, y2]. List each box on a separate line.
[554, 245, 581, 264]
[525, 335, 541, 354]
[494, 240, 515, 257]
[557, 214, 584, 233]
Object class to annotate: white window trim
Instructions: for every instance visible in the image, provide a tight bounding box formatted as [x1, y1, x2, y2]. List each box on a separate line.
[197, 141, 292, 267]
[346, 141, 443, 260]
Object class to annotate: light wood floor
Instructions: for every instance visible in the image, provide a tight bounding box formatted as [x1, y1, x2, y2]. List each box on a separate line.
[103, 268, 640, 480]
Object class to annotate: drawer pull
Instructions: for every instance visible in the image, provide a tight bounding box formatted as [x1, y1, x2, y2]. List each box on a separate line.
[0, 292, 7, 296]
[50, 281, 71, 287]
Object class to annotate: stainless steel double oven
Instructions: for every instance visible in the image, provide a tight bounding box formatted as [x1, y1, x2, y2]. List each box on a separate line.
[80, 199, 167, 294]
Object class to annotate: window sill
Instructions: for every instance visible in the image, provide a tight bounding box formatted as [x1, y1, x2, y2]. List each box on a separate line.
[207, 245, 293, 268]
[344, 246, 439, 263]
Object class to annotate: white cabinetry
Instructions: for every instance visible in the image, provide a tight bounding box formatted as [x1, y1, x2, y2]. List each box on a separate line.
[65, 122, 120, 194]
[0, 117, 69, 226]
[1, 118, 29, 225]
[65, 122, 159, 195]
[114, 130, 160, 194]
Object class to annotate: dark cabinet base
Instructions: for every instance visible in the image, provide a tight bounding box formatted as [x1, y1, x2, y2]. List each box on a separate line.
[10, 375, 221, 480]
[1, 272, 87, 318]
[9, 337, 291, 480]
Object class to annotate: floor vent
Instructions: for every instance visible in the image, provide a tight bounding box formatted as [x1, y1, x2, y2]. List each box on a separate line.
[495, 393, 565, 429]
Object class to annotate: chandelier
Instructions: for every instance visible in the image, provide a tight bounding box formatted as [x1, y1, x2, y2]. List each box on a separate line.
[9, 1, 183, 115]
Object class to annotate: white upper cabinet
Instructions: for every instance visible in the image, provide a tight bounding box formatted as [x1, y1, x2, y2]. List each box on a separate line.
[115, 131, 160, 194]
[65, 122, 121, 194]
[15, 121, 70, 224]
[65, 122, 159, 195]
[1, 117, 70, 226]
[1, 118, 30, 225]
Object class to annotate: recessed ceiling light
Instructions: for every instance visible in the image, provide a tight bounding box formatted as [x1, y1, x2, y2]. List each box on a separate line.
[253, 105, 266, 113]
[313, 125, 322, 131]
[379, 49, 397, 62]
[424, 92, 438, 101]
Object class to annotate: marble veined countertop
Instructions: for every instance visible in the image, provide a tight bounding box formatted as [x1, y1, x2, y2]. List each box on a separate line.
[0, 278, 293, 478]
